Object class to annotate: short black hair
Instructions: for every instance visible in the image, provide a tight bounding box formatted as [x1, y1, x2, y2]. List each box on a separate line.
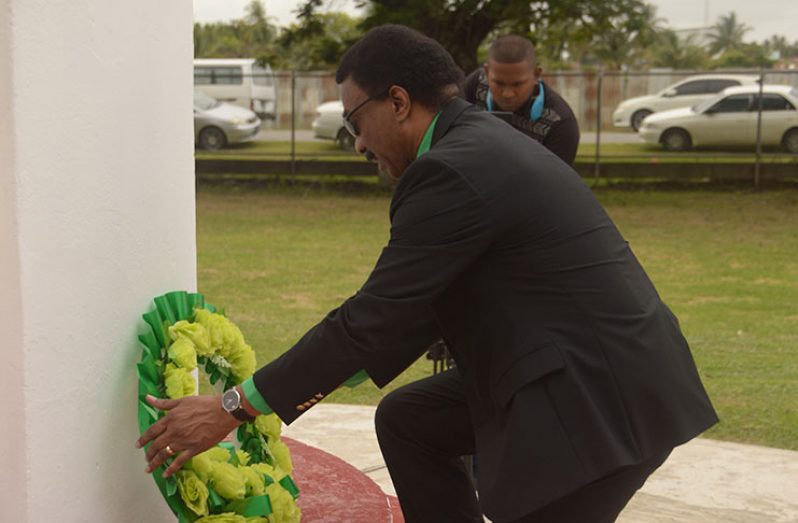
[489, 35, 537, 65]
[336, 25, 463, 110]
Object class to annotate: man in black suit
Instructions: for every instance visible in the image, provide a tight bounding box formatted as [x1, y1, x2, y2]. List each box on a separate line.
[140, 25, 718, 523]
[463, 35, 580, 165]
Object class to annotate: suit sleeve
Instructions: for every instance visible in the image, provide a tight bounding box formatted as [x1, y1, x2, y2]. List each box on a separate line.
[250, 160, 494, 424]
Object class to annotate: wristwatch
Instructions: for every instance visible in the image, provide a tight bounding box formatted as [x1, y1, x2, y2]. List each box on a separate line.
[222, 388, 256, 422]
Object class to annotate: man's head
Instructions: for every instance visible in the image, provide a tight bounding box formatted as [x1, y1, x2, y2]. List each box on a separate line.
[336, 25, 463, 178]
[484, 35, 542, 113]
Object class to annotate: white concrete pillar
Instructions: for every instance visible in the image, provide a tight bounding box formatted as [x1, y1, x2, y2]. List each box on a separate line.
[1, 0, 195, 520]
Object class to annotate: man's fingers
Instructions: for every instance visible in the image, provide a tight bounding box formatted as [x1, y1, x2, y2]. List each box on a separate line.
[145, 436, 180, 473]
[145, 432, 173, 462]
[163, 449, 195, 478]
[136, 416, 168, 449]
[146, 394, 180, 411]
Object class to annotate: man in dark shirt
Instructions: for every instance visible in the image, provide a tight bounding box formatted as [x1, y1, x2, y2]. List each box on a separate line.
[463, 35, 580, 165]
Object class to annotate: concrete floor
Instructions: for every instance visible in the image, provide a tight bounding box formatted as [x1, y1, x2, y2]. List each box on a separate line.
[283, 404, 798, 522]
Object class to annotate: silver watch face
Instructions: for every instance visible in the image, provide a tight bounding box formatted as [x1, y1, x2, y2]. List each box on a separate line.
[222, 389, 240, 412]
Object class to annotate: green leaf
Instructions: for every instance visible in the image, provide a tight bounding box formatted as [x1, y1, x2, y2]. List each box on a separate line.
[225, 495, 273, 517]
[154, 295, 178, 325]
[166, 290, 191, 321]
[142, 309, 167, 348]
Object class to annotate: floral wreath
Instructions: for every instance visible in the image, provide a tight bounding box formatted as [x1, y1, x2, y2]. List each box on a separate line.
[137, 291, 301, 523]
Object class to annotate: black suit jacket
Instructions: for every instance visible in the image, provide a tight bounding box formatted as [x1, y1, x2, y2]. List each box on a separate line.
[253, 98, 718, 521]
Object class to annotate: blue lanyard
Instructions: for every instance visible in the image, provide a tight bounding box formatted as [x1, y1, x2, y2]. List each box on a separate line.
[487, 80, 545, 122]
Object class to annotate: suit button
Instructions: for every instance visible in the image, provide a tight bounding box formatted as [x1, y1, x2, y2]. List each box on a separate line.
[296, 404, 306, 411]
[303, 401, 312, 408]
[315, 393, 324, 399]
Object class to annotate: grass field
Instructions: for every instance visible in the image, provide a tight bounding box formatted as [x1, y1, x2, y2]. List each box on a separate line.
[197, 183, 798, 450]
[196, 140, 798, 163]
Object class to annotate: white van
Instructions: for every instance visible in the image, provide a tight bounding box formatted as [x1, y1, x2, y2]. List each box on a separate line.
[193, 58, 276, 119]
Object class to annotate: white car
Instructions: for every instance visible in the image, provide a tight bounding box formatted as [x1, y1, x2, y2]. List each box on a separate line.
[193, 90, 261, 150]
[638, 85, 798, 152]
[613, 74, 759, 131]
[312, 100, 355, 150]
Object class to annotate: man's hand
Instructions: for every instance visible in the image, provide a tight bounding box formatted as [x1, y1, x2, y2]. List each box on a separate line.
[136, 394, 240, 478]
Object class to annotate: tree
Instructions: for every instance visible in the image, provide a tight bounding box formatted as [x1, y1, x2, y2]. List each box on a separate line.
[193, 1, 277, 59]
[711, 43, 773, 69]
[762, 35, 798, 60]
[707, 12, 751, 56]
[274, 12, 362, 70]
[579, 2, 663, 69]
[298, 0, 664, 73]
[648, 29, 709, 70]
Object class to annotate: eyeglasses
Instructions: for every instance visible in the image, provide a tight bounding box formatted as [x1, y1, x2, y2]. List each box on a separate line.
[343, 90, 388, 137]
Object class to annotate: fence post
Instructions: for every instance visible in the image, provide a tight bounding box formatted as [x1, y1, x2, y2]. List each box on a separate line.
[754, 67, 765, 190]
[290, 70, 296, 180]
[593, 68, 604, 184]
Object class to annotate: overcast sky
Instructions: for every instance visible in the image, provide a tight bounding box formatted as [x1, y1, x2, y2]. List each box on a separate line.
[192, 0, 798, 42]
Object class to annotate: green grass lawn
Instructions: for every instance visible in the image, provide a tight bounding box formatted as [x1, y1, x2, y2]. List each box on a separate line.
[197, 184, 798, 450]
[196, 140, 798, 163]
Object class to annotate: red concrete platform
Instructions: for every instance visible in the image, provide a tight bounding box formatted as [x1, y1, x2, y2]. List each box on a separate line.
[284, 437, 404, 522]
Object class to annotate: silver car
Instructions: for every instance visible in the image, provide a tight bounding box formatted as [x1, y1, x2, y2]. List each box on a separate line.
[638, 85, 798, 152]
[311, 100, 355, 150]
[613, 74, 759, 131]
[194, 90, 261, 150]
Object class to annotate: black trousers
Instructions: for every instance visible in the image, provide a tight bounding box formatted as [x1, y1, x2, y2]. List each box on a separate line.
[375, 369, 671, 523]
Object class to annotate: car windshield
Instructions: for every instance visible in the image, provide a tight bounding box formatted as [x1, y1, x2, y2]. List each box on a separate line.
[693, 93, 725, 113]
[194, 90, 220, 110]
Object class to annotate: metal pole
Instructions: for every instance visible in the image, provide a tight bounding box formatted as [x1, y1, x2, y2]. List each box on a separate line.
[290, 70, 296, 181]
[754, 67, 764, 190]
[593, 69, 603, 185]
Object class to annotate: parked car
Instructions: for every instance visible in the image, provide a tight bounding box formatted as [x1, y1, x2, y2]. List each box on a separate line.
[194, 58, 277, 120]
[638, 84, 798, 152]
[194, 90, 261, 150]
[312, 100, 355, 150]
[613, 74, 759, 131]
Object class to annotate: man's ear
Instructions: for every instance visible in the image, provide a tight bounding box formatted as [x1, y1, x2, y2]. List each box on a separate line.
[534, 66, 543, 80]
[483, 62, 490, 78]
[388, 85, 412, 122]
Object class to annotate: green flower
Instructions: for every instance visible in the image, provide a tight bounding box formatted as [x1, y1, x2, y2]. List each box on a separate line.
[250, 462, 280, 483]
[168, 336, 197, 370]
[175, 470, 209, 516]
[209, 461, 246, 501]
[235, 449, 251, 466]
[254, 414, 282, 440]
[228, 345, 256, 381]
[269, 440, 293, 475]
[195, 310, 247, 358]
[264, 483, 301, 523]
[246, 518, 269, 523]
[194, 513, 246, 523]
[239, 465, 266, 497]
[164, 363, 195, 399]
[169, 319, 211, 356]
[204, 446, 233, 463]
[186, 453, 210, 482]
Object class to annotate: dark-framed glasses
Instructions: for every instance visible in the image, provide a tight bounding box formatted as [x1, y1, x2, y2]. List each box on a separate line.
[343, 90, 388, 137]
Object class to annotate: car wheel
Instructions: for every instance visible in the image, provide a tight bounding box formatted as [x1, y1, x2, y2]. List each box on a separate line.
[631, 109, 653, 132]
[198, 127, 227, 150]
[782, 128, 798, 154]
[337, 128, 355, 151]
[661, 128, 692, 152]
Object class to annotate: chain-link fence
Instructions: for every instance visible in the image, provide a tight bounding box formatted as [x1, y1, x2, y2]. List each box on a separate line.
[194, 68, 798, 185]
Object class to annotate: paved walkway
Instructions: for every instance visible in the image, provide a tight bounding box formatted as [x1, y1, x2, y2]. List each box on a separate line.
[283, 404, 798, 522]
